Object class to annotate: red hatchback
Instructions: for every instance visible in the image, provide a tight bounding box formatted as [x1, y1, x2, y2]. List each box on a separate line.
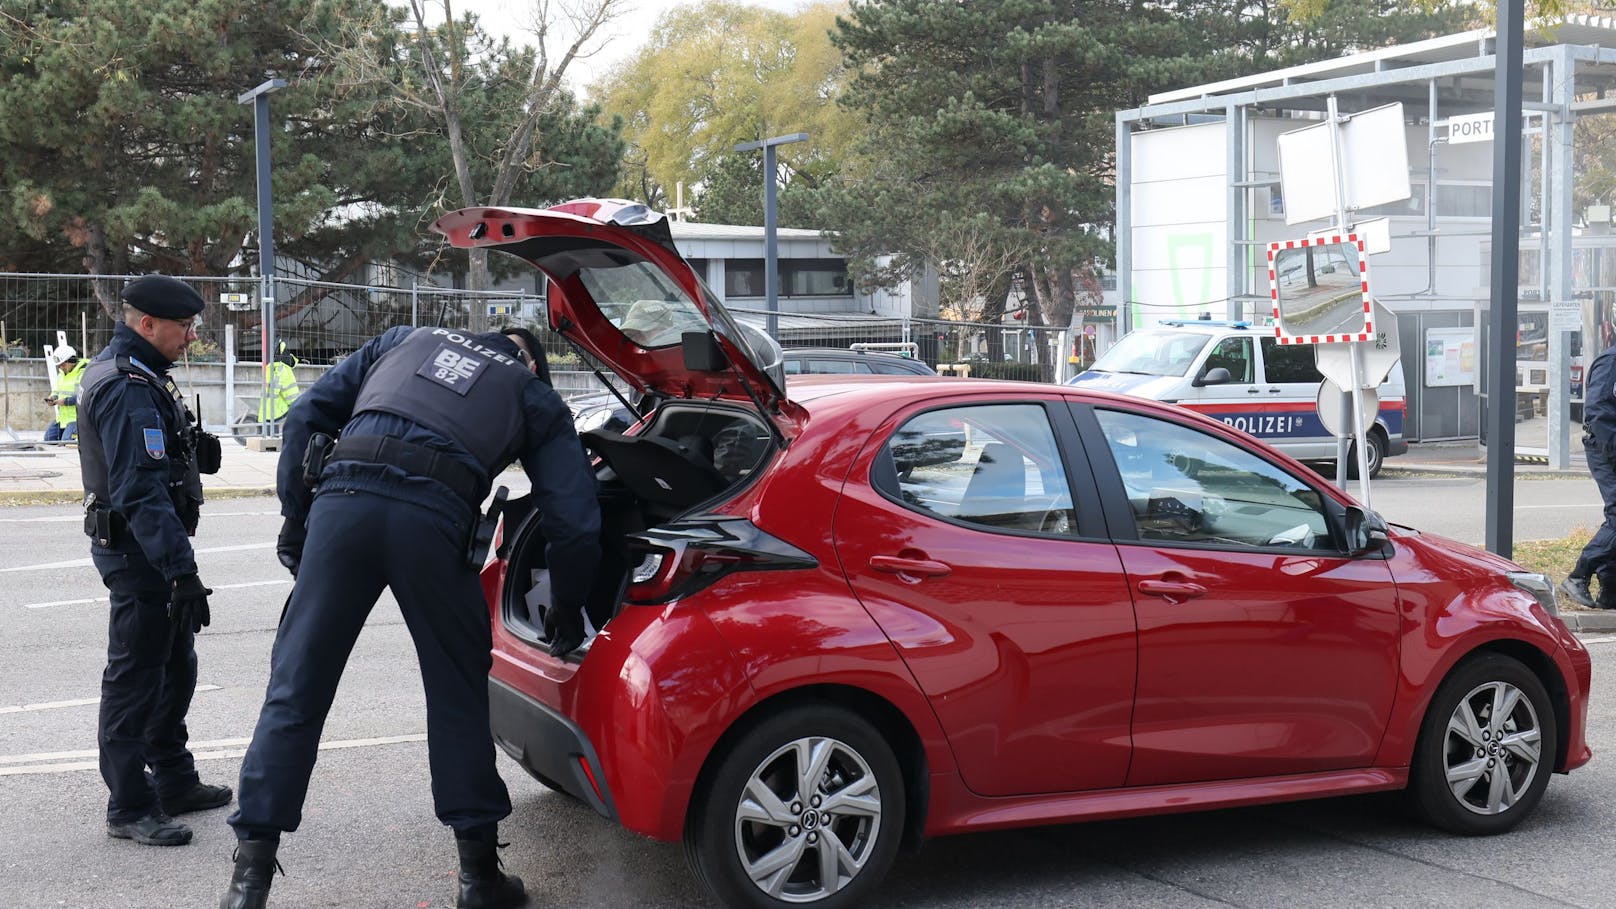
[436, 200, 1592, 909]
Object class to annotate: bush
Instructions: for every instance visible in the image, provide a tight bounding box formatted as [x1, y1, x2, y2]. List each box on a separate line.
[958, 358, 1045, 382]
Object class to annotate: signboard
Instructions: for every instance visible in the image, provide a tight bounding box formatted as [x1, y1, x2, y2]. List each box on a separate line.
[1447, 111, 1495, 145]
[1268, 234, 1373, 345]
[486, 302, 514, 317]
[1317, 381, 1378, 438]
[1550, 299, 1581, 334]
[1424, 327, 1475, 387]
[221, 292, 254, 312]
[1276, 102, 1412, 225]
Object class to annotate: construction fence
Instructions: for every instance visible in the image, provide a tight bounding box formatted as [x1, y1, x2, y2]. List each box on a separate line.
[1, 271, 1071, 443]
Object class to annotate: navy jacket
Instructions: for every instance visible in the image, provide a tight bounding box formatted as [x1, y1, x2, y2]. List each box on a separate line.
[1586, 343, 1616, 452]
[277, 326, 601, 612]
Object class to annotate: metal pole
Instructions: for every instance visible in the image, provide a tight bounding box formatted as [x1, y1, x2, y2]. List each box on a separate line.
[763, 142, 780, 339]
[1326, 95, 1358, 493]
[411, 282, 420, 327]
[238, 79, 285, 423]
[80, 310, 88, 360]
[1548, 50, 1574, 470]
[1, 320, 9, 432]
[735, 132, 809, 342]
[1485, 0, 1526, 558]
[224, 324, 236, 431]
[1116, 113, 1134, 336]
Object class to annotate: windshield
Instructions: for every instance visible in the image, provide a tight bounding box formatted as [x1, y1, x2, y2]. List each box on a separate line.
[578, 261, 711, 348]
[1090, 330, 1211, 377]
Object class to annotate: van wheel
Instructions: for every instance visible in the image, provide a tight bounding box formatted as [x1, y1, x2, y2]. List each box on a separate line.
[685, 705, 904, 909]
[1409, 653, 1556, 835]
[1347, 429, 1386, 479]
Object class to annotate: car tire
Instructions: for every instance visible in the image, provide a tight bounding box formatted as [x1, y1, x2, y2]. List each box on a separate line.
[1409, 653, 1557, 836]
[1347, 429, 1386, 479]
[685, 705, 905, 909]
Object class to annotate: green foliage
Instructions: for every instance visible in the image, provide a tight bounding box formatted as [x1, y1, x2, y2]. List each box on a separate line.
[959, 357, 1046, 382]
[591, 1, 854, 223]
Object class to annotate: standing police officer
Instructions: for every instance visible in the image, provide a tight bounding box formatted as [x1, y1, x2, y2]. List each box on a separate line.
[1563, 338, 1616, 609]
[77, 275, 229, 847]
[222, 326, 601, 909]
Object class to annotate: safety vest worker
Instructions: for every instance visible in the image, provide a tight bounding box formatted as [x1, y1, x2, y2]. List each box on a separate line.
[258, 345, 300, 423]
[46, 353, 88, 441]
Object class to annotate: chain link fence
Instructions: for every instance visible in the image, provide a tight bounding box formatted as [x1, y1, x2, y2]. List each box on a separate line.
[2, 271, 1071, 445]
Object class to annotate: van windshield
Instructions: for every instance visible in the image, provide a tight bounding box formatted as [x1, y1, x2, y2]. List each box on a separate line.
[1090, 330, 1211, 377]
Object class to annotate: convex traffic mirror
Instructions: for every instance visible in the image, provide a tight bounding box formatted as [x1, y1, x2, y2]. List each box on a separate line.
[1268, 236, 1372, 343]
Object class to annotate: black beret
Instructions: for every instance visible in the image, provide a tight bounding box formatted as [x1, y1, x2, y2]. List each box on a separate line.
[121, 275, 205, 319]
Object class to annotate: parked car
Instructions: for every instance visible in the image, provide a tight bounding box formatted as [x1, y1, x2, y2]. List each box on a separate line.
[568, 346, 935, 435]
[434, 199, 1592, 909]
[1066, 320, 1408, 477]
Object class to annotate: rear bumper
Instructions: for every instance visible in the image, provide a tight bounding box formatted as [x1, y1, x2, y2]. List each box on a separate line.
[1386, 435, 1409, 457]
[489, 676, 617, 821]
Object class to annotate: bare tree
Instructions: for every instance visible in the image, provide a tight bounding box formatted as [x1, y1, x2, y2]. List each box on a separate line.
[921, 218, 1031, 359]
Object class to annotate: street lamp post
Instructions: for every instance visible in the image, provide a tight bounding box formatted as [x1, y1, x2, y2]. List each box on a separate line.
[734, 132, 808, 340]
[238, 78, 286, 398]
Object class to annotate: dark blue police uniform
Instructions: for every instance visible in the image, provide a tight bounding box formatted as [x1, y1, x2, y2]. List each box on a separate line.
[1569, 342, 1616, 606]
[224, 326, 599, 906]
[77, 319, 219, 836]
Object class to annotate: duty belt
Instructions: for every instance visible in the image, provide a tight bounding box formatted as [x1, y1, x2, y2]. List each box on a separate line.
[328, 435, 485, 509]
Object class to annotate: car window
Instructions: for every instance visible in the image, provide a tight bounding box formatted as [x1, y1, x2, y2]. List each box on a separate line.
[1093, 409, 1331, 550]
[804, 358, 872, 374]
[1261, 338, 1325, 384]
[576, 260, 710, 349]
[1088, 330, 1210, 377]
[1203, 336, 1254, 383]
[876, 404, 1077, 536]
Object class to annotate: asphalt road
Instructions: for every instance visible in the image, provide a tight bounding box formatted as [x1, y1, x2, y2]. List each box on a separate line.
[0, 475, 1609, 908]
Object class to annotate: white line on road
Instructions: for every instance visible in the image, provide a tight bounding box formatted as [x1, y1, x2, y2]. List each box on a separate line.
[0, 733, 428, 776]
[0, 684, 223, 716]
[1, 542, 275, 573]
[18, 578, 290, 609]
[0, 509, 279, 524]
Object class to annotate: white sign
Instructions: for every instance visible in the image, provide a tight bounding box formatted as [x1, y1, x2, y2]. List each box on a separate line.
[1448, 111, 1495, 145]
[1317, 381, 1379, 438]
[1276, 102, 1412, 225]
[221, 292, 254, 312]
[1424, 327, 1475, 387]
[1550, 299, 1581, 334]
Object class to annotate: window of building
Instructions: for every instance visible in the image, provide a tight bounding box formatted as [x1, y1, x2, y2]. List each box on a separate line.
[722, 258, 852, 298]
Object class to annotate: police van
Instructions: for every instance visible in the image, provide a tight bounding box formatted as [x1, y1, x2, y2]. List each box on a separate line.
[1065, 320, 1407, 477]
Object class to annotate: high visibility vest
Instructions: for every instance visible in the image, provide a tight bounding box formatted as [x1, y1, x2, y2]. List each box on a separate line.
[55, 360, 87, 427]
[258, 361, 301, 421]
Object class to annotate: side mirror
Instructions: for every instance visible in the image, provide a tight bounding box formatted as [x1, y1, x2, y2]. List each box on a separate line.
[682, 330, 728, 372]
[1342, 505, 1389, 556]
[1194, 366, 1232, 387]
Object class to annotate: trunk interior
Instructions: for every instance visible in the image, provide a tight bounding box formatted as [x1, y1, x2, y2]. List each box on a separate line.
[498, 400, 776, 649]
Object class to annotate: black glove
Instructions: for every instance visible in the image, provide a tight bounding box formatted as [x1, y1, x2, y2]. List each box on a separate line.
[170, 573, 212, 633]
[277, 517, 307, 578]
[543, 603, 585, 657]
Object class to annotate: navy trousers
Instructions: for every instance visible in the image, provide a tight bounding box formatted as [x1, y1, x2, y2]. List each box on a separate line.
[1574, 436, 1616, 594]
[93, 548, 200, 824]
[229, 487, 511, 837]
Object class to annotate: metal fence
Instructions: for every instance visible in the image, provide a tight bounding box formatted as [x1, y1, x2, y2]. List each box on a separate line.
[1, 271, 1071, 442]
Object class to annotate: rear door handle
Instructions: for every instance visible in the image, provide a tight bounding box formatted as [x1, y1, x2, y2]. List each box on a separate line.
[1266, 387, 1283, 393]
[870, 555, 953, 579]
[1137, 579, 1207, 603]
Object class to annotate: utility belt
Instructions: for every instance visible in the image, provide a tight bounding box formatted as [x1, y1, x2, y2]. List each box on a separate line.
[83, 496, 131, 547]
[324, 435, 486, 511]
[309, 434, 504, 568]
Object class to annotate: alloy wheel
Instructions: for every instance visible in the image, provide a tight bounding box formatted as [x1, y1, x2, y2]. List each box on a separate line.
[1442, 679, 1543, 816]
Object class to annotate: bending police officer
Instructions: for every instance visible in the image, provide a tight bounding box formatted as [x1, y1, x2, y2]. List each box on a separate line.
[222, 326, 601, 909]
[77, 275, 228, 847]
[1563, 339, 1616, 609]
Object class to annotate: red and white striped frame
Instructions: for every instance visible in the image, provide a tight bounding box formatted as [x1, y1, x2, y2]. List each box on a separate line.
[1266, 234, 1372, 345]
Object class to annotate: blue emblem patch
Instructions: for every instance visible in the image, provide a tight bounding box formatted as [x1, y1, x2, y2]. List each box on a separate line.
[143, 427, 166, 460]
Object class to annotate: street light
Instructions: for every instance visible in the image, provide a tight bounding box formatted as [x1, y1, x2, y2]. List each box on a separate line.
[734, 132, 808, 340]
[237, 78, 286, 388]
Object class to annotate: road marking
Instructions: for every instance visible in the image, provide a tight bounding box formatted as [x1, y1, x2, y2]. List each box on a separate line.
[0, 542, 275, 573]
[1578, 634, 1616, 645]
[0, 684, 223, 716]
[0, 733, 428, 776]
[0, 509, 279, 523]
[19, 578, 291, 609]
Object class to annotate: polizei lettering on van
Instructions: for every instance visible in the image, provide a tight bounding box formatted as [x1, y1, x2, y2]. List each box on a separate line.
[1216, 414, 1308, 436]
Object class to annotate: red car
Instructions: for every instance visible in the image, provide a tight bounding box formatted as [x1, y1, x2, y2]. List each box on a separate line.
[435, 200, 1592, 909]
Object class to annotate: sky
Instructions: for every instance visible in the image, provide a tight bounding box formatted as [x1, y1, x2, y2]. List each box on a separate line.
[413, 0, 817, 96]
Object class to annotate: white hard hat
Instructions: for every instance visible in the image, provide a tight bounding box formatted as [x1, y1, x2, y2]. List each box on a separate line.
[55, 345, 77, 361]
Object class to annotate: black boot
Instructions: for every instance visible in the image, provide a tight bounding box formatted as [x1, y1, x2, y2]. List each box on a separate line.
[220, 838, 282, 909]
[456, 834, 527, 909]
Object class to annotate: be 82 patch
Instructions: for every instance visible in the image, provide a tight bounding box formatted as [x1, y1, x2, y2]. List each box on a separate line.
[417, 344, 486, 396]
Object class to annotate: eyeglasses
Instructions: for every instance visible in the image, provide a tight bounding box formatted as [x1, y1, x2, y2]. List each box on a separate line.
[162, 316, 201, 331]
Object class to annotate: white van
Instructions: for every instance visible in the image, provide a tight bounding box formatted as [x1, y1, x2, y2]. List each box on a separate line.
[1065, 320, 1407, 477]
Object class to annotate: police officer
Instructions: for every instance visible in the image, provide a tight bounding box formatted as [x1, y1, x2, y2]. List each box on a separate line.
[77, 275, 229, 847]
[222, 325, 601, 909]
[1563, 339, 1616, 609]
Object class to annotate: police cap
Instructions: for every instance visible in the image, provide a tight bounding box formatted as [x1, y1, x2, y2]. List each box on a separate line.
[121, 275, 205, 320]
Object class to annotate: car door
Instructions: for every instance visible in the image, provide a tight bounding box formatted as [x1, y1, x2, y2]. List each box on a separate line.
[833, 397, 1138, 797]
[1074, 402, 1400, 787]
[1178, 333, 1257, 414]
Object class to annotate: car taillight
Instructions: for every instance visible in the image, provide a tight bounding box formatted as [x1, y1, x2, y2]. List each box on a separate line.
[624, 517, 816, 605]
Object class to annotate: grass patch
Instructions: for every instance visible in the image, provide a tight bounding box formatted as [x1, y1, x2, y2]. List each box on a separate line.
[1512, 528, 1592, 587]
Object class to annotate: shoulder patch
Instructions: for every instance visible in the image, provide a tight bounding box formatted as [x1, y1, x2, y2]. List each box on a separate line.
[143, 427, 167, 460]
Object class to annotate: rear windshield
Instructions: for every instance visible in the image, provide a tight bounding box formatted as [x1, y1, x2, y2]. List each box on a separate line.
[578, 261, 711, 349]
[1090, 330, 1210, 378]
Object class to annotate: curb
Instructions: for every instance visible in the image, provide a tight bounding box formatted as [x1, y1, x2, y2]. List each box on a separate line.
[1379, 464, 1588, 480]
[0, 486, 275, 506]
[1560, 610, 1616, 633]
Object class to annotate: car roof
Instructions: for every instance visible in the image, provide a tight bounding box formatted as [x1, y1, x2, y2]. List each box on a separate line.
[783, 348, 937, 374]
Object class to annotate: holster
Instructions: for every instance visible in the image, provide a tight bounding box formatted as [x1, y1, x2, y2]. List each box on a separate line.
[302, 432, 336, 487]
[466, 486, 509, 570]
[83, 498, 128, 547]
[194, 429, 222, 475]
